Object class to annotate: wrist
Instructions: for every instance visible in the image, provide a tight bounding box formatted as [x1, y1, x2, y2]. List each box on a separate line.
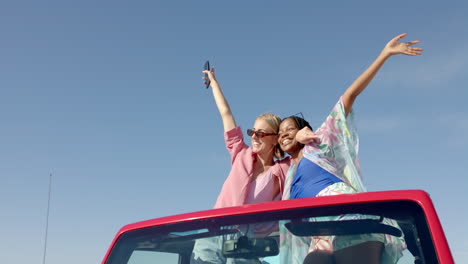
[379, 50, 392, 60]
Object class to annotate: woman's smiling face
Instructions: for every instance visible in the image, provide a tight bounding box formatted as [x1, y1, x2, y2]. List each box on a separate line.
[278, 118, 303, 155]
[250, 118, 278, 155]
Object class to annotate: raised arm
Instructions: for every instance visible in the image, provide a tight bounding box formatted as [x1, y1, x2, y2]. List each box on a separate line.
[203, 67, 237, 132]
[342, 33, 423, 116]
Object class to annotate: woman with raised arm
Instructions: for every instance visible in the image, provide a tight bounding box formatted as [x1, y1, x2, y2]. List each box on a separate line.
[204, 67, 290, 209]
[278, 34, 423, 264]
[191, 67, 291, 264]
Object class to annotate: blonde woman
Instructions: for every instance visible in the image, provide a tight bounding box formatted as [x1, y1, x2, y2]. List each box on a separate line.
[191, 66, 291, 264]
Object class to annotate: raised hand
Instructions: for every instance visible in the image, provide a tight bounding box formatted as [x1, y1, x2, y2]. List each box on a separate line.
[202, 65, 237, 131]
[383, 33, 423, 57]
[296, 127, 319, 145]
[341, 33, 423, 115]
[202, 67, 217, 87]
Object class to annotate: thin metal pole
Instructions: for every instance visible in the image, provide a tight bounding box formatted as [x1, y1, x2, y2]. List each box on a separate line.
[42, 173, 52, 264]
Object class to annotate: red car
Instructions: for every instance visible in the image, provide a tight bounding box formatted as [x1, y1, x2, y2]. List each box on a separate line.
[102, 190, 454, 264]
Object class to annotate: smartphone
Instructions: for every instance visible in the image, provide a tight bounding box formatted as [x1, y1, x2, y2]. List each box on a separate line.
[204, 60, 211, 89]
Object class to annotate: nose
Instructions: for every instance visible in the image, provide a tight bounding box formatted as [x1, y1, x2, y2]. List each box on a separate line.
[251, 132, 259, 139]
[279, 132, 287, 140]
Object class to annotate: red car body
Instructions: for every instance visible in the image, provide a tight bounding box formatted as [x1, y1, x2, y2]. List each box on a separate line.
[102, 190, 454, 264]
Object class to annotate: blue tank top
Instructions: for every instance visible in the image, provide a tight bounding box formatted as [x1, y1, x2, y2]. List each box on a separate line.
[290, 158, 343, 199]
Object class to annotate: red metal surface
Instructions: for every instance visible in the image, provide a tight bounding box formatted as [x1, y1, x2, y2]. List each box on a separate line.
[101, 189, 454, 263]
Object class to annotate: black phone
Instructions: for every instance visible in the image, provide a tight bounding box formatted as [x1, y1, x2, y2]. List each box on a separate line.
[204, 60, 211, 89]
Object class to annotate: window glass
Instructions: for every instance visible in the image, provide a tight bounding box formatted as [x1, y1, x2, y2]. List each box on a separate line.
[105, 201, 436, 264]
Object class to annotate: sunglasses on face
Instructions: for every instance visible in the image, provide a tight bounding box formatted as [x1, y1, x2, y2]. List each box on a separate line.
[246, 129, 278, 138]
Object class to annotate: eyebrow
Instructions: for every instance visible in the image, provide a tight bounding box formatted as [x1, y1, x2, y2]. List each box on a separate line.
[253, 128, 272, 132]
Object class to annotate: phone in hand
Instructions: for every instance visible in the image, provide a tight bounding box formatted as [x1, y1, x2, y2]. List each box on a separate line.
[204, 60, 210, 89]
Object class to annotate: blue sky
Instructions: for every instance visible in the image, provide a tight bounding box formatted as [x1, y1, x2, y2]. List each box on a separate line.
[0, 1, 467, 263]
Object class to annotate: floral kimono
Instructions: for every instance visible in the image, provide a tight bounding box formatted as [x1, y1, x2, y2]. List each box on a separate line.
[280, 97, 406, 264]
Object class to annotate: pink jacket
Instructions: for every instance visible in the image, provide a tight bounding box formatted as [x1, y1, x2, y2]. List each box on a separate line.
[214, 126, 291, 209]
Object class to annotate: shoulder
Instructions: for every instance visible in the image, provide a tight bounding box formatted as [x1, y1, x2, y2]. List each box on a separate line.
[225, 126, 243, 140]
[224, 126, 246, 147]
[274, 157, 291, 172]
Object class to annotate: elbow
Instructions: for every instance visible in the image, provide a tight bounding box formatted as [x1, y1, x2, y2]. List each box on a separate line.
[343, 90, 358, 102]
[342, 93, 356, 109]
[342, 93, 357, 116]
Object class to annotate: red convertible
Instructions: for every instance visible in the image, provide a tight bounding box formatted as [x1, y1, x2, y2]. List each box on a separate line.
[102, 190, 454, 264]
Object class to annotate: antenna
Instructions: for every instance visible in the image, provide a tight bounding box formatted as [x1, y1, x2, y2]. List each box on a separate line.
[42, 173, 52, 264]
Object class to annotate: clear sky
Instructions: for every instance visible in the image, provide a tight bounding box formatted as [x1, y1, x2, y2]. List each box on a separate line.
[0, 1, 467, 263]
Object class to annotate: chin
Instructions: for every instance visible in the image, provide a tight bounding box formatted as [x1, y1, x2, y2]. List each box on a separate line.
[283, 148, 296, 156]
[279, 145, 289, 153]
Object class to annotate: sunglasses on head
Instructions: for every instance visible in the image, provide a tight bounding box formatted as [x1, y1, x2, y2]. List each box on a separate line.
[246, 129, 278, 138]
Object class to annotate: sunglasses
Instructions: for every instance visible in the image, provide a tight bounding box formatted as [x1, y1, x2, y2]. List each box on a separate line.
[246, 129, 278, 138]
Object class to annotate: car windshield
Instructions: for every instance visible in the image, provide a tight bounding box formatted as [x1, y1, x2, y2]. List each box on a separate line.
[104, 199, 438, 264]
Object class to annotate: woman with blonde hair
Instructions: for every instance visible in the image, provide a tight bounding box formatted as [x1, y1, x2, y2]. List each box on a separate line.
[191, 66, 290, 264]
[205, 67, 290, 209]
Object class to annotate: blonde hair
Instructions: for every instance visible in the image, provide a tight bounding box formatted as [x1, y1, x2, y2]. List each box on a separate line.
[256, 113, 285, 160]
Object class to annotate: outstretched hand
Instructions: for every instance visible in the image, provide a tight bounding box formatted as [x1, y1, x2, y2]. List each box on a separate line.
[202, 67, 216, 87]
[296, 127, 319, 145]
[383, 33, 423, 56]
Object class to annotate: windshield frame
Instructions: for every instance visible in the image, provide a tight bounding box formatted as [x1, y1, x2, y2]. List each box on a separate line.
[102, 190, 454, 264]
